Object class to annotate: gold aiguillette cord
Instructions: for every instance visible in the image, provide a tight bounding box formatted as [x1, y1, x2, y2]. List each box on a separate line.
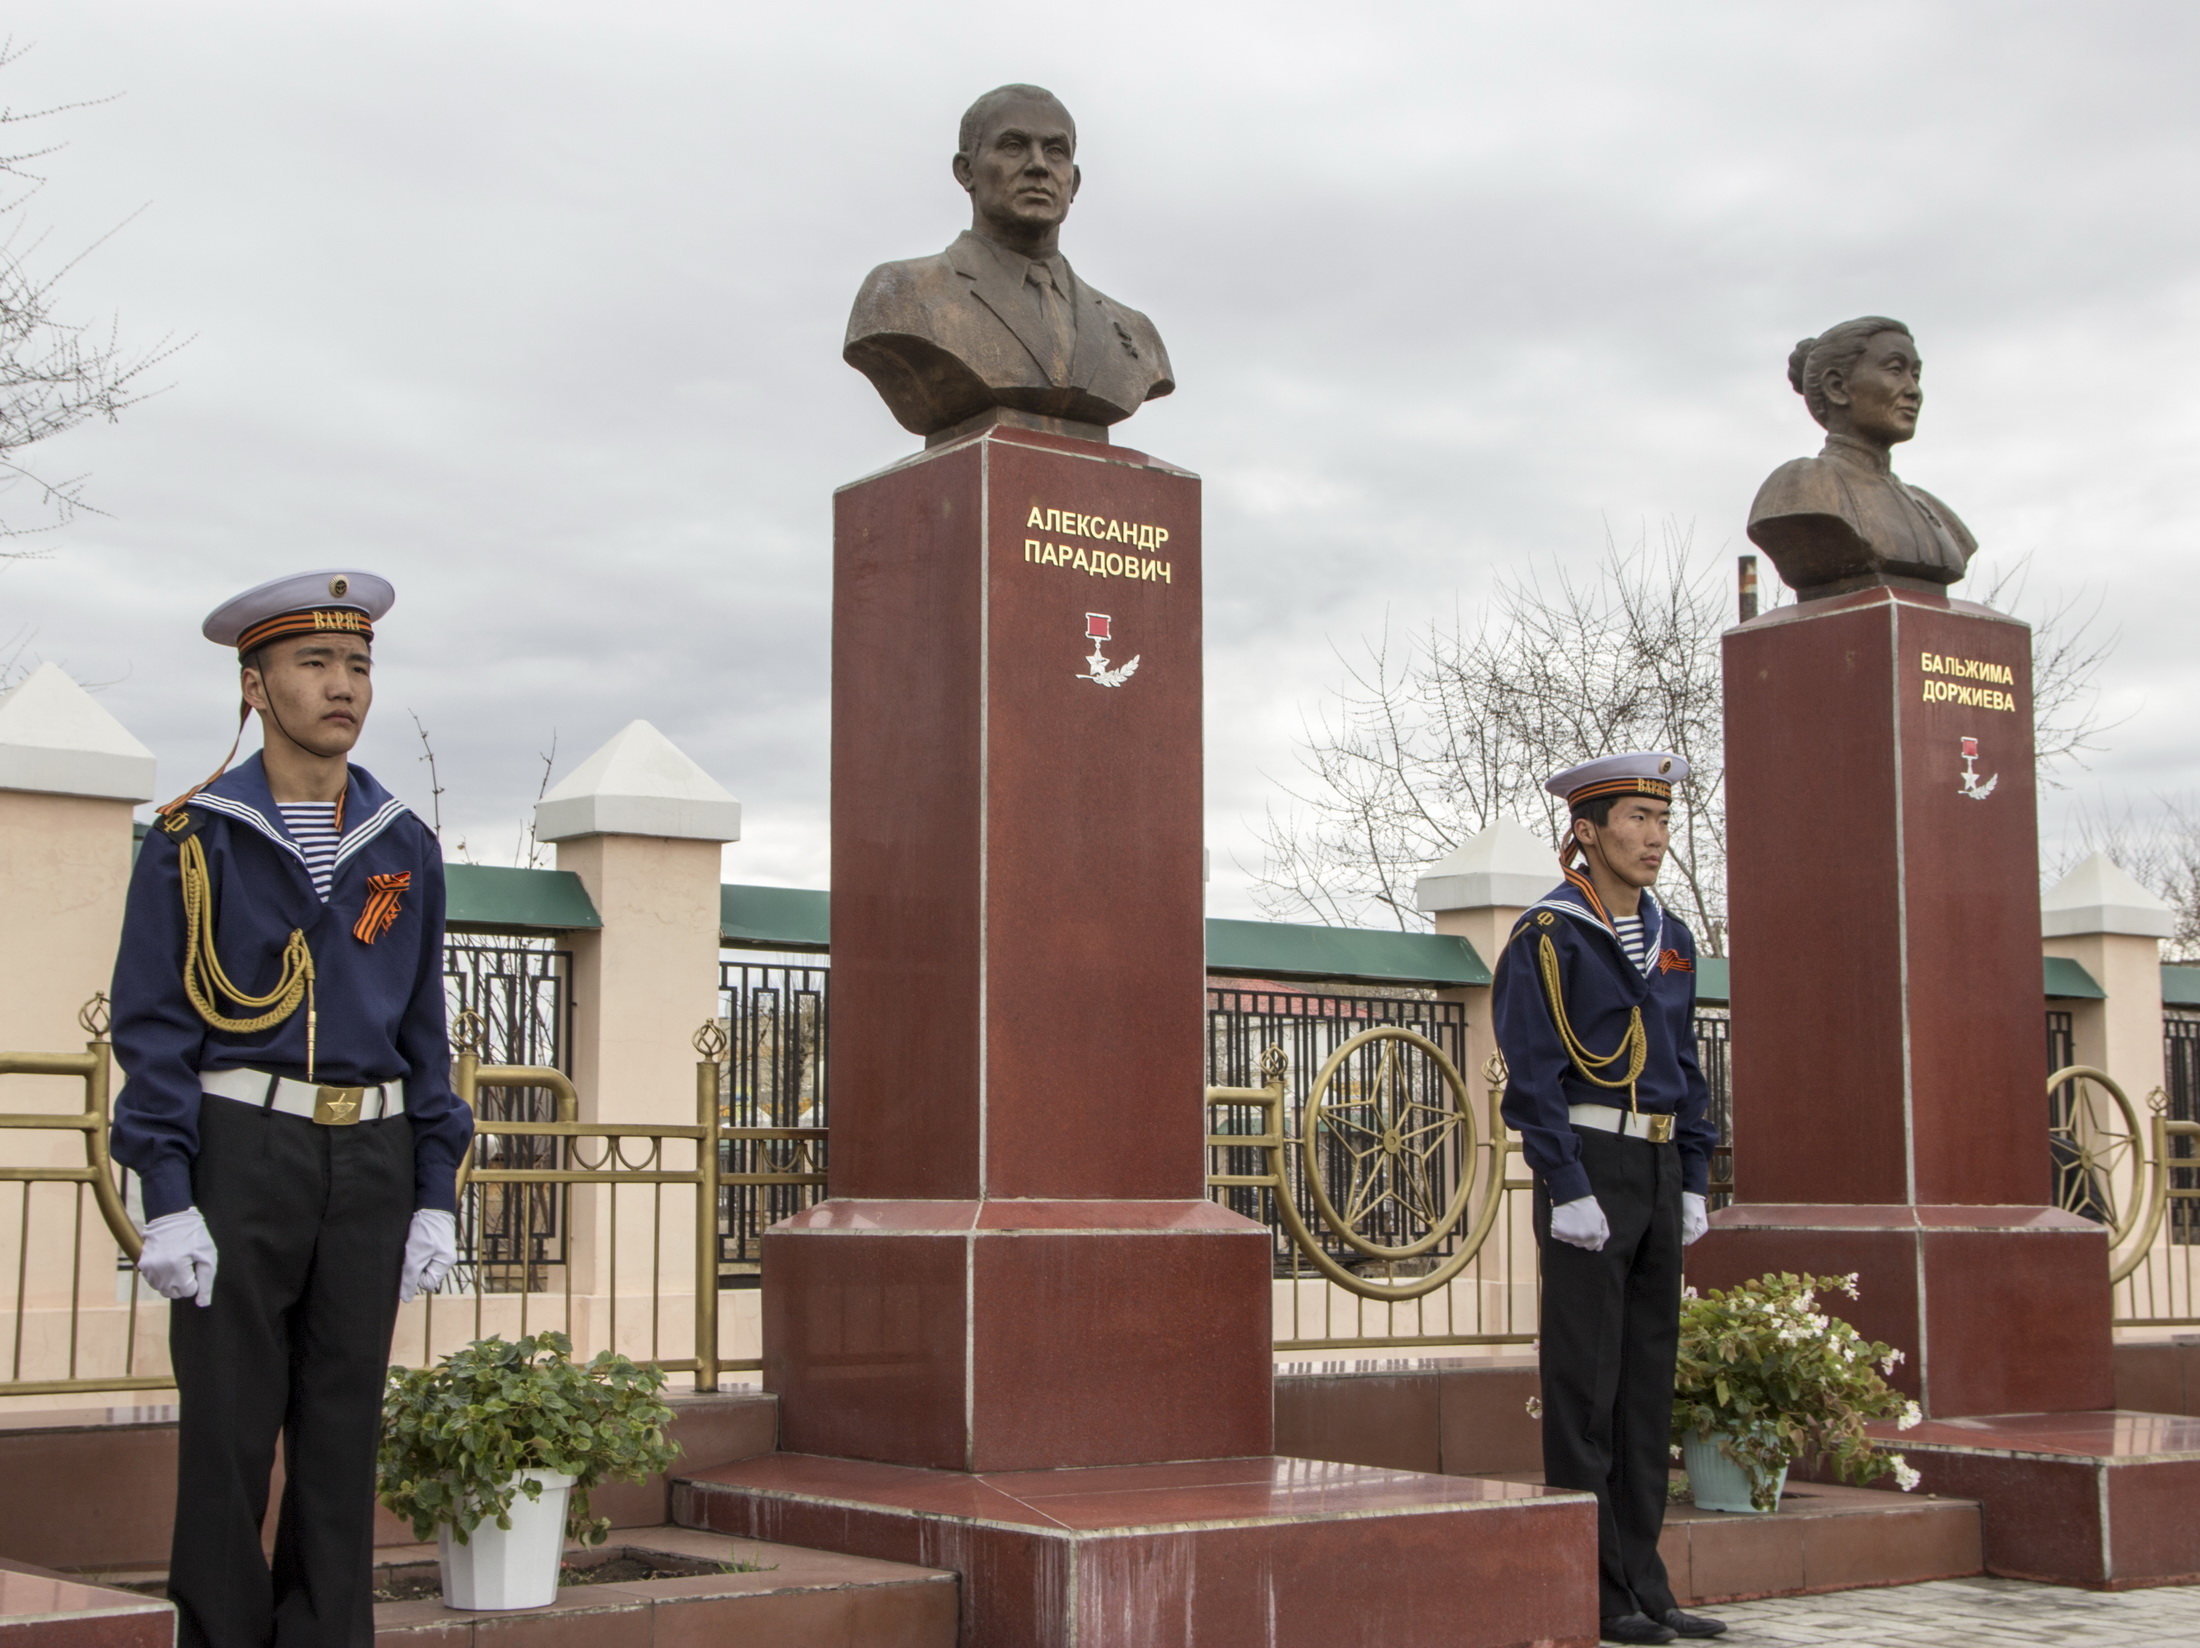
[176, 832, 318, 1079]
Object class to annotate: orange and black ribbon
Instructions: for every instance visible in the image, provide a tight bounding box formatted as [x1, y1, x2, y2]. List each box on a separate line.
[354, 872, 411, 944]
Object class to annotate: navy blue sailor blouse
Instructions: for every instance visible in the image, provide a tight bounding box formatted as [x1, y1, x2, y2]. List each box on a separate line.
[109, 755, 474, 1221]
[1491, 880, 1716, 1207]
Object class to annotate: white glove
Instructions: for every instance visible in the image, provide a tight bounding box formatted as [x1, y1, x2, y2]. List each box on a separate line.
[1549, 1195, 1610, 1252]
[399, 1209, 459, 1302]
[1682, 1192, 1709, 1247]
[139, 1208, 218, 1307]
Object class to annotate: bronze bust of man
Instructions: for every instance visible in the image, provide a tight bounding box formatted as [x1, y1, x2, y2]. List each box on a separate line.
[845, 85, 1174, 443]
[1747, 317, 1976, 600]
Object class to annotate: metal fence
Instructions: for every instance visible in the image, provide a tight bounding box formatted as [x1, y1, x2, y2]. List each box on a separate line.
[1697, 1007, 1733, 1206]
[0, 1000, 165, 1399]
[14, 949, 2200, 1403]
[2169, 1012, 2200, 1246]
[443, 941, 573, 1290]
[1207, 989, 1470, 1279]
[713, 962, 830, 1278]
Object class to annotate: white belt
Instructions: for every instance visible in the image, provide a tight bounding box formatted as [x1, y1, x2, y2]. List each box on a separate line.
[1569, 1103, 1674, 1144]
[201, 1066, 406, 1126]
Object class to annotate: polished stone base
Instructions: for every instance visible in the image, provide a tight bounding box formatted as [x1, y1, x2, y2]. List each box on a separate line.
[1689, 1205, 2114, 1417]
[1849, 1410, 2200, 1588]
[1277, 1361, 1986, 1605]
[0, 1556, 171, 1648]
[370, 1526, 956, 1646]
[676, 1452, 1599, 1648]
[765, 1200, 1274, 1473]
[2114, 1337, 2200, 1415]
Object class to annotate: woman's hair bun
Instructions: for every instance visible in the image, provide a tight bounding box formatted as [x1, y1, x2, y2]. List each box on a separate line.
[1786, 338, 1817, 396]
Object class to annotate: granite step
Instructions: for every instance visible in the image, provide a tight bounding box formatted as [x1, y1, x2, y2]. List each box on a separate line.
[674, 1450, 1602, 1648]
[1479, 1471, 1983, 1605]
[1278, 1357, 1990, 1604]
[0, 1390, 778, 1574]
[0, 1555, 174, 1648]
[101, 1525, 955, 1648]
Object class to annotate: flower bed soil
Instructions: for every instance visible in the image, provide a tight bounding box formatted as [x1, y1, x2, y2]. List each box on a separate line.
[369, 1547, 732, 1603]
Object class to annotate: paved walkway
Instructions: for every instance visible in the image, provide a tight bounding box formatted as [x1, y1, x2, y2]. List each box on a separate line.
[1713, 1577, 2200, 1645]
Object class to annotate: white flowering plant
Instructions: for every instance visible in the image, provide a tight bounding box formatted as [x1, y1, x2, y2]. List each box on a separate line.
[1672, 1271, 1922, 1512]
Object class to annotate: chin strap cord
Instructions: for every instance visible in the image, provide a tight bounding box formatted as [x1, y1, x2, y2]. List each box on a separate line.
[176, 831, 317, 1079]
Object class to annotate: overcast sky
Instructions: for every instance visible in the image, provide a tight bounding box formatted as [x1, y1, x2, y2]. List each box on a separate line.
[5, 1, 2197, 919]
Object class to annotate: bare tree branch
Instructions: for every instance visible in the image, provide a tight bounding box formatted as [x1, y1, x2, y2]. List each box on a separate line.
[518, 732, 558, 869]
[410, 710, 445, 840]
[2053, 797, 2200, 961]
[1252, 522, 1732, 949]
[0, 39, 183, 547]
[1972, 554, 2122, 785]
[1252, 532, 2116, 958]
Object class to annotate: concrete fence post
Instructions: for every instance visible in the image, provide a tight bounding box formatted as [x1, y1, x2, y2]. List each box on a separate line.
[1413, 817, 1557, 1087]
[533, 719, 739, 1351]
[0, 663, 156, 1059]
[2041, 852, 2173, 1100]
[0, 664, 156, 1344]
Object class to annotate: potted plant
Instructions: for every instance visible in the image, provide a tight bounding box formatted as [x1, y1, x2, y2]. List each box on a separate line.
[1671, 1271, 1922, 1513]
[378, 1331, 680, 1610]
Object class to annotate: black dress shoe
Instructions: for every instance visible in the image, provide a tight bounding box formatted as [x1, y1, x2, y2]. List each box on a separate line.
[1661, 1609, 1728, 1639]
[1601, 1616, 1677, 1645]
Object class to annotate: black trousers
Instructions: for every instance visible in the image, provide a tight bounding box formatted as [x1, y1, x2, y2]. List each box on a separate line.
[168, 1095, 412, 1648]
[1535, 1126, 1684, 1623]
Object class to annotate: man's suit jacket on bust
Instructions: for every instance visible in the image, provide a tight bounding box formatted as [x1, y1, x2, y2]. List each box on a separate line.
[845, 231, 1174, 436]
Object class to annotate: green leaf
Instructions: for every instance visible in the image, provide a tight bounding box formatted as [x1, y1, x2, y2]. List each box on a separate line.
[378, 1331, 683, 1544]
[1672, 1271, 1914, 1497]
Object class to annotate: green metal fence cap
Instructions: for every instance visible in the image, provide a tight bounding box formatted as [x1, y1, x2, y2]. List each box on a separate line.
[444, 864, 601, 934]
[722, 883, 831, 952]
[2043, 955, 2106, 1001]
[1202, 917, 1490, 989]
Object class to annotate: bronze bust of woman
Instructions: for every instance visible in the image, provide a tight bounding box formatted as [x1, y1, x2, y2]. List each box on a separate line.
[1747, 317, 1976, 600]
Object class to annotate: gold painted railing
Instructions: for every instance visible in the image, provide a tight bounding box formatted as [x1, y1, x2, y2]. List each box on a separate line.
[398, 1016, 826, 1389]
[0, 1009, 826, 1399]
[2052, 1064, 2200, 1327]
[1207, 1032, 1540, 1353]
[0, 997, 175, 1398]
[17, 1016, 2187, 1395]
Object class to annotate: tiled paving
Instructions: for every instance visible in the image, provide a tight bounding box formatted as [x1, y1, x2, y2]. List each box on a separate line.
[1713, 1575, 2200, 1645]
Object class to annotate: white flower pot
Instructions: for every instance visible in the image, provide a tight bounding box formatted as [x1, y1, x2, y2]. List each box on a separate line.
[1681, 1431, 1787, 1514]
[436, 1469, 575, 1610]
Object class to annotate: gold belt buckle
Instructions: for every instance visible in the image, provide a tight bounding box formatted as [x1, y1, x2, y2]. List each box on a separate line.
[1645, 1113, 1674, 1144]
[314, 1085, 364, 1126]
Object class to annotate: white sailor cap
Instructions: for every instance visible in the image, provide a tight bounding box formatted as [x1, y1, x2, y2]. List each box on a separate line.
[201, 569, 395, 655]
[1545, 751, 1689, 810]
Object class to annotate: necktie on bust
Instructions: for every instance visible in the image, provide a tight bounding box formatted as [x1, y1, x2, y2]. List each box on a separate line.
[1025, 260, 1075, 384]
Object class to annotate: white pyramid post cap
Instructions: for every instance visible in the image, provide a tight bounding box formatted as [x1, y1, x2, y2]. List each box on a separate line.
[2042, 852, 2175, 940]
[0, 663, 156, 802]
[1414, 817, 1559, 914]
[533, 720, 741, 844]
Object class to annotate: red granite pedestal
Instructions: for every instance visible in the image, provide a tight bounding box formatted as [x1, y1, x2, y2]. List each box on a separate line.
[1859, 1411, 2200, 1589]
[1695, 588, 2112, 1413]
[748, 421, 1597, 1645]
[678, 1454, 1596, 1648]
[1693, 585, 2195, 1586]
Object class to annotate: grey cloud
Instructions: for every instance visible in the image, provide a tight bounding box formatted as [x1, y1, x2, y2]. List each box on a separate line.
[4, 1, 2197, 903]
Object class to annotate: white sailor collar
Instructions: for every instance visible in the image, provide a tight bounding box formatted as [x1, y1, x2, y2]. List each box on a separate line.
[1521, 878, 1665, 979]
[188, 754, 416, 877]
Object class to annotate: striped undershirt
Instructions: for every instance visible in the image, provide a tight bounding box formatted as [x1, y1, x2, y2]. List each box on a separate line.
[276, 801, 340, 900]
[1611, 913, 1651, 973]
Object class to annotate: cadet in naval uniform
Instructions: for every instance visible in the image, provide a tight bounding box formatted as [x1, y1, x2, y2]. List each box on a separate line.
[109, 572, 474, 1648]
[1492, 755, 1725, 1646]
